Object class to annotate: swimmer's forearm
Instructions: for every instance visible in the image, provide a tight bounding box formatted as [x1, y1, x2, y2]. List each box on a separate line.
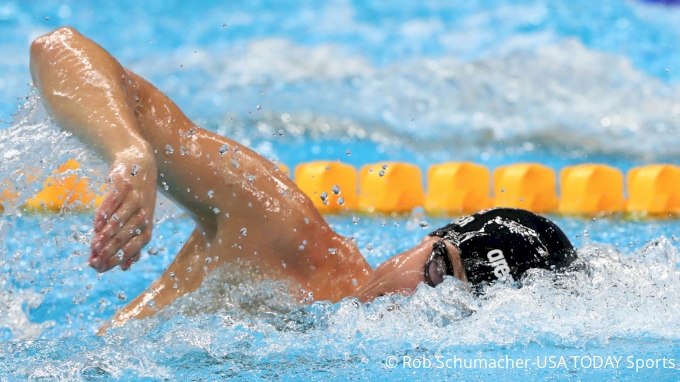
[29, 27, 151, 163]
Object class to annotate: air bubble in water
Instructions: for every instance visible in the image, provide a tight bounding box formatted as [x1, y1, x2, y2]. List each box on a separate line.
[146, 300, 155, 308]
[240, 227, 247, 236]
[352, 216, 359, 224]
[232, 160, 239, 168]
[366, 243, 373, 251]
[219, 145, 229, 155]
[165, 144, 174, 154]
[256, 105, 262, 110]
[419, 220, 429, 229]
[282, 262, 287, 268]
[328, 248, 337, 255]
[379, 170, 385, 177]
[147, 247, 159, 256]
[205, 257, 212, 263]
[320, 191, 329, 205]
[278, 130, 285, 136]
[208, 190, 214, 198]
[130, 164, 140, 176]
[213, 207, 220, 214]
[248, 175, 255, 182]
[117, 291, 127, 301]
[332, 185, 340, 195]
[382, 164, 388, 170]
[337, 197, 345, 205]
[116, 250, 124, 260]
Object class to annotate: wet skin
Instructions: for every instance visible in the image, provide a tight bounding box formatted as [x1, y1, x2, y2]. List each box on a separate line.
[29, 27, 467, 332]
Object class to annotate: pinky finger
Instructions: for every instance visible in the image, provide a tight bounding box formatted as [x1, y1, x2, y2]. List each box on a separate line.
[121, 252, 141, 271]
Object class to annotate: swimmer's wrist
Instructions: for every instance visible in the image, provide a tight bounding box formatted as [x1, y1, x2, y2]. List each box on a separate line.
[111, 141, 155, 166]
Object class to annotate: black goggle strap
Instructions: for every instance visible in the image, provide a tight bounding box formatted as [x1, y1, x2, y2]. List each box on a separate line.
[424, 239, 456, 287]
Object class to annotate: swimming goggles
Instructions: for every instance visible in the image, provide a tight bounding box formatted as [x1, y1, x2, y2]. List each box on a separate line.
[424, 239, 456, 287]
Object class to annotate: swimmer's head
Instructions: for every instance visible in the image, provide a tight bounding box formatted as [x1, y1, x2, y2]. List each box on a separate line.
[354, 208, 576, 301]
[426, 208, 577, 285]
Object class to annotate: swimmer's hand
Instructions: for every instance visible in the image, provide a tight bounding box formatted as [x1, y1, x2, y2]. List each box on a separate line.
[89, 150, 157, 272]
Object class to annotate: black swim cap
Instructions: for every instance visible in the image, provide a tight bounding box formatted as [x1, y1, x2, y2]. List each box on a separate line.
[429, 208, 576, 285]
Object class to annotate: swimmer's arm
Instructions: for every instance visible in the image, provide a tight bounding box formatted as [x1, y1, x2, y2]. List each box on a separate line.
[30, 27, 156, 271]
[98, 229, 210, 334]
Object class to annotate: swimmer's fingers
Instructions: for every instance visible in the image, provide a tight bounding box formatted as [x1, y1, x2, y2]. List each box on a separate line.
[94, 230, 151, 273]
[91, 186, 146, 255]
[93, 178, 129, 233]
[90, 210, 150, 272]
[120, 251, 141, 271]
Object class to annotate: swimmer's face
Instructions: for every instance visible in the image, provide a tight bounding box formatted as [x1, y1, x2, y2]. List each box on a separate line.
[354, 236, 467, 302]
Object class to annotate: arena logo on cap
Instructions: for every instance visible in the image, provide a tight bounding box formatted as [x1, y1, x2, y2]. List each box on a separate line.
[487, 249, 510, 278]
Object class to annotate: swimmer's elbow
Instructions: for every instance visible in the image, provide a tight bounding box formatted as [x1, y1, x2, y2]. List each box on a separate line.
[30, 27, 81, 86]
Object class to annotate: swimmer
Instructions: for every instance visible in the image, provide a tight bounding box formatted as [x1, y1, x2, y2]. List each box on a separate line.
[29, 27, 577, 330]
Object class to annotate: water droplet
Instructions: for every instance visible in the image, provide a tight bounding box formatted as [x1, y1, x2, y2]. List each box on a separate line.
[173, 283, 178, 289]
[187, 267, 193, 272]
[366, 243, 373, 251]
[165, 144, 174, 154]
[382, 164, 388, 170]
[207, 190, 214, 198]
[163, 182, 169, 191]
[419, 220, 429, 229]
[352, 216, 360, 225]
[320, 192, 329, 205]
[117, 291, 127, 301]
[146, 300, 155, 308]
[666, 68, 671, 73]
[219, 145, 229, 155]
[240, 227, 247, 236]
[147, 247, 159, 256]
[332, 185, 341, 195]
[111, 213, 119, 221]
[378, 170, 385, 177]
[187, 188, 191, 193]
[116, 250, 124, 260]
[231, 160, 239, 168]
[337, 197, 345, 205]
[135, 228, 141, 235]
[205, 257, 212, 263]
[304, 218, 309, 224]
[500, 188, 505, 193]
[85, 284, 92, 289]
[213, 207, 220, 214]
[169, 272, 176, 279]
[108, 176, 114, 183]
[282, 262, 287, 268]
[328, 248, 337, 255]
[346, 150, 351, 156]
[256, 105, 262, 110]
[248, 174, 255, 182]
[299, 245, 305, 250]
[130, 164, 140, 176]
[278, 130, 285, 136]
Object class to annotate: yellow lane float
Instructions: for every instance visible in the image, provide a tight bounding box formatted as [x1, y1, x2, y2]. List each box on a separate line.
[24, 159, 103, 212]
[358, 162, 424, 213]
[7, 159, 680, 216]
[627, 164, 680, 214]
[425, 162, 491, 215]
[295, 161, 358, 212]
[558, 164, 625, 214]
[493, 163, 558, 213]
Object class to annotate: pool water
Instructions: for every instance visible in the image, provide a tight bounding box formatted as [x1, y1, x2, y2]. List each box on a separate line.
[1, 0, 680, 380]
